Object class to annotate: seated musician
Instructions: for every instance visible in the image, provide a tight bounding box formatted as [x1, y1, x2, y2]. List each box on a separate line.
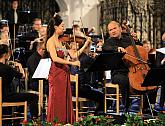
[0, 44, 38, 125]
[103, 21, 158, 114]
[69, 42, 105, 114]
[29, 25, 47, 51]
[142, 40, 156, 68]
[0, 23, 10, 46]
[27, 41, 49, 95]
[102, 21, 132, 112]
[141, 39, 160, 114]
[142, 40, 156, 54]
[27, 18, 42, 39]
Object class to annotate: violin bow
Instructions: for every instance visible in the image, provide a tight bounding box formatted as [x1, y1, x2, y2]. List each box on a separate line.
[79, 17, 86, 35]
[5, 20, 15, 63]
[100, 27, 105, 44]
[80, 17, 91, 55]
[72, 20, 79, 60]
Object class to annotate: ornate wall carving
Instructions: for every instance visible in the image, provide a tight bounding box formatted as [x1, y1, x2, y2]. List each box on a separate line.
[100, 0, 128, 35]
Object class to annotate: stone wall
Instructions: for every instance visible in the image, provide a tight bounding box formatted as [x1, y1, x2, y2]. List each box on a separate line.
[100, 0, 165, 48]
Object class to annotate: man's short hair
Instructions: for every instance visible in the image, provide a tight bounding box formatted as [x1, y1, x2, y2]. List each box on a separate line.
[108, 21, 121, 29]
[33, 18, 41, 24]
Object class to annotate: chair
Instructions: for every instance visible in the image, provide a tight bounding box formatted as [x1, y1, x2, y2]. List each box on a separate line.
[0, 77, 27, 126]
[70, 74, 96, 121]
[24, 68, 46, 116]
[104, 83, 120, 115]
[104, 83, 143, 115]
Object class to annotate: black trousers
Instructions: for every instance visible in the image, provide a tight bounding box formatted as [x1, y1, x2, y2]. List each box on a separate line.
[143, 90, 157, 110]
[111, 73, 130, 112]
[30, 81, 49, 96]
[4, 93, 38, 118]
[79, 85, 104, 112]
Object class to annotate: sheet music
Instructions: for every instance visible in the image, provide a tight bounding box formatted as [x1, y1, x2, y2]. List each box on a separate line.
[105, 70, 111, 79]
[156, 47, 165, 54]
[32, 58, 51, 79]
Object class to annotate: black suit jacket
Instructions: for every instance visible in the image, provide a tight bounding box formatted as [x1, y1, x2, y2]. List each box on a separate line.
[5, 9, 20, 38]
[156, 51, 165, 68]
[0, 63, 22, 101]
[102, 35, 132, 75]
[5, 9, 20, 24]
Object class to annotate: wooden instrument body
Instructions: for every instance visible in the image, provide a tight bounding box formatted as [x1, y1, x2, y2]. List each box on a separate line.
[124, 45, 156, 92]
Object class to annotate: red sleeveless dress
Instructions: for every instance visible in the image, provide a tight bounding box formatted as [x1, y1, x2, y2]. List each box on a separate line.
[47, 49, 75, 125]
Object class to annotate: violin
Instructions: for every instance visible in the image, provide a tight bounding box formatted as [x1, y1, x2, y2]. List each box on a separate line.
[59, 34, 86, 45]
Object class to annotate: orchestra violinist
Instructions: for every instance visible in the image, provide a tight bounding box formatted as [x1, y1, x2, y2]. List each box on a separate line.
[0, 22, 10, 46]
[0, 44, 39, 125]
[29, 25, 47, 51]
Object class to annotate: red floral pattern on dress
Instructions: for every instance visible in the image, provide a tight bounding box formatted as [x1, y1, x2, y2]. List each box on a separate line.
[57, 50, 65, 58]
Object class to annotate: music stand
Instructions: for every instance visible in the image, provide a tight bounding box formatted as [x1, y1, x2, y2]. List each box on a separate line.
[32, 58, 51, 116]
[85, 52, 124, 114]
[86, 52, 125, 72]
[141, 68, 165, 117]
[148, 54, 156, 68]
[19, 11, 38, 24]
[142, 68, 165, 87]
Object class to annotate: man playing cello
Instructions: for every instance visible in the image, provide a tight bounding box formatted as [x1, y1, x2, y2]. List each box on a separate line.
[102, 20, 156, 113]
[102, 21, 132, 112]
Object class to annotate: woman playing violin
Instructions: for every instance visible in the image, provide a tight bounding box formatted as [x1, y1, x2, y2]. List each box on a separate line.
[46, 13, 91, 124]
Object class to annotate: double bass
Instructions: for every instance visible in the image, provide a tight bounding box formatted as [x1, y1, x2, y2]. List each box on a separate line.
[122, 26, 156, 93]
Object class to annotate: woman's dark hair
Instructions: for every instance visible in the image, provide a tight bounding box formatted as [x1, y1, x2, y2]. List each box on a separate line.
[0, 44, 9, 58]
[0, 23, 8, 30]
[46, 14, 63, 41]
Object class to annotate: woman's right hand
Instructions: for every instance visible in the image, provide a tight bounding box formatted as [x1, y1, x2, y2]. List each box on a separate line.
[71, 60, 80, 67]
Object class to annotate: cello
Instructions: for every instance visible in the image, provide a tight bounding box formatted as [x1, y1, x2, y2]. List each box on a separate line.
[122, 28, 156, 93]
